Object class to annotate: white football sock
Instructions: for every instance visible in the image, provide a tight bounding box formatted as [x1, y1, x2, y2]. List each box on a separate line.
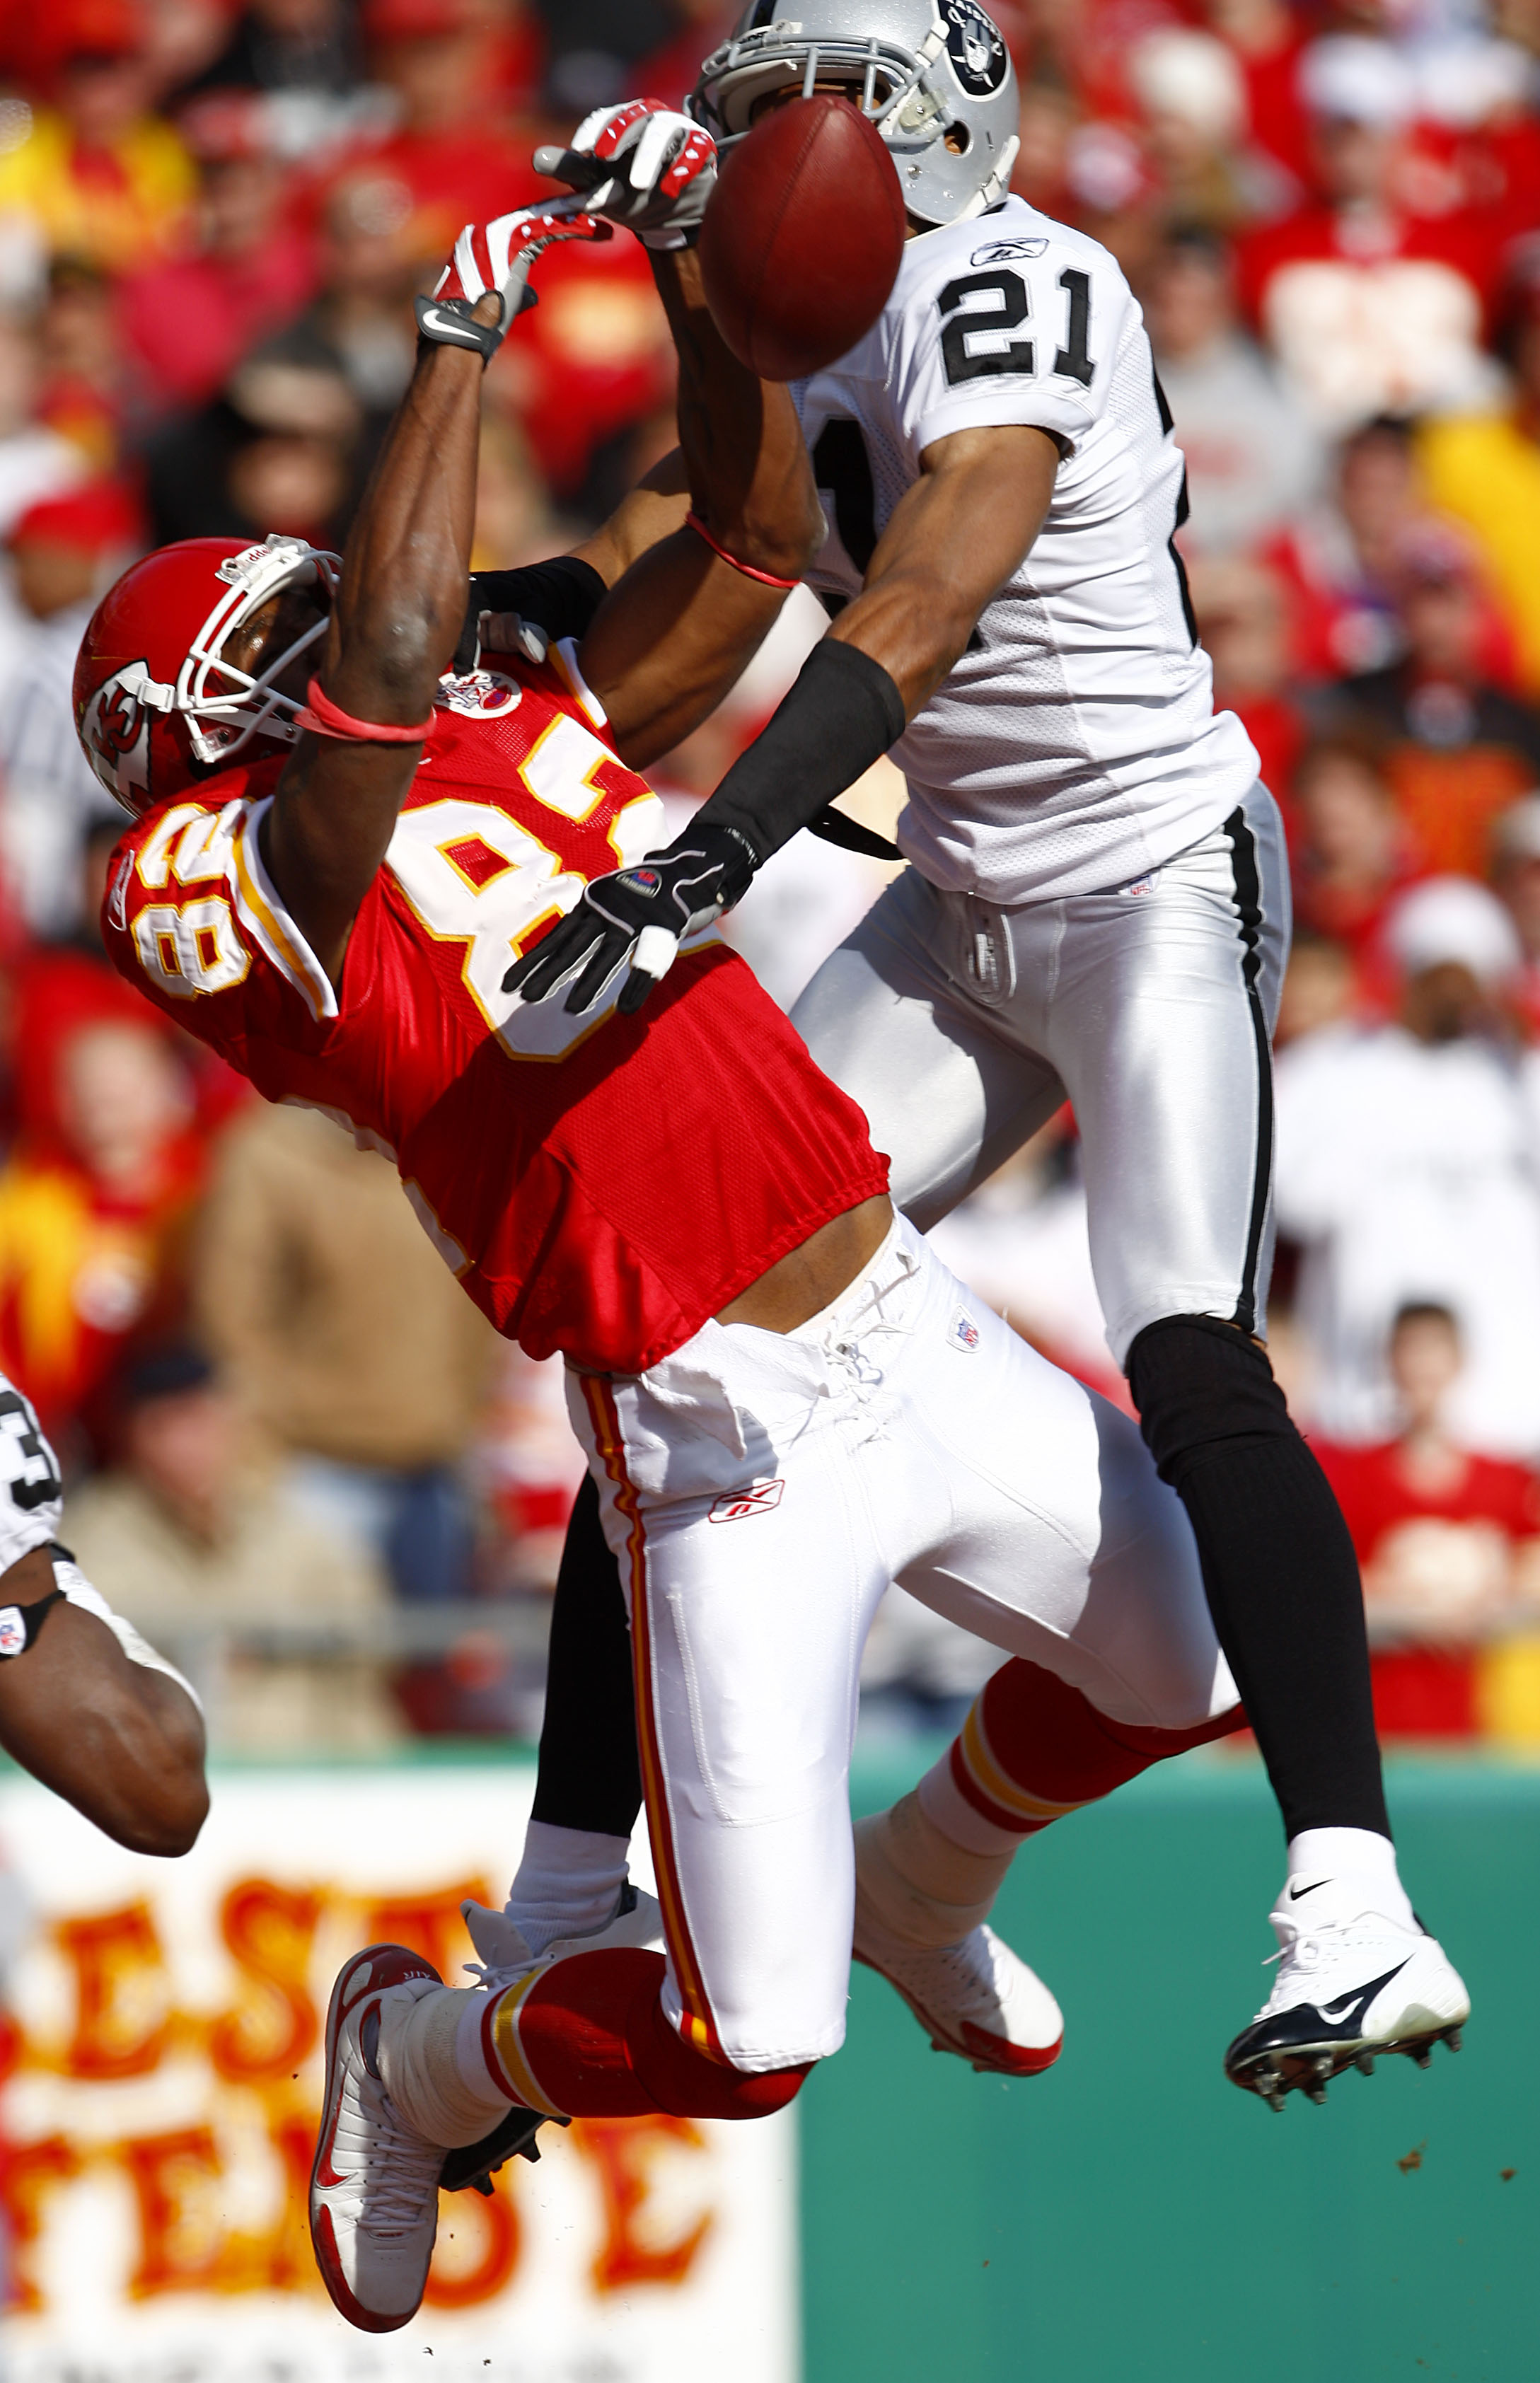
[378, 1984, 508, 2146]
[1285, 1827, 1417, 1931]
[505, 1820, 630, 1956]
[857, 1790, 1016, 1949]
[916, 1746, 1025, 1857]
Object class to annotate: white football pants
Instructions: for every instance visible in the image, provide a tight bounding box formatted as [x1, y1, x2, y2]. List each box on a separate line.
[568, 1214, 1237, 2072]
[790, 787, 1290, 1364]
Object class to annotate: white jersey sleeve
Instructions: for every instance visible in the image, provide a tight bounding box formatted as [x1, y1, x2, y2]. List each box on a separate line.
[0, 1380, 63, 1571]
[884, 217, 1123, 461]
[0, 1372, 199, 1706]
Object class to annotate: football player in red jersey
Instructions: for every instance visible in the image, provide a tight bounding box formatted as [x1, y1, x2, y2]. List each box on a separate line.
[83, 189, 1254, 2333]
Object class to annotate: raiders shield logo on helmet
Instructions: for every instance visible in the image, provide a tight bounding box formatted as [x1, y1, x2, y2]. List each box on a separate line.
[79, 661, 156, 806]
[942, 0, 1008, 95]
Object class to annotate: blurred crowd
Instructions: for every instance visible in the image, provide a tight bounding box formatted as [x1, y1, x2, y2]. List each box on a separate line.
[0, 0, 1538, 1750]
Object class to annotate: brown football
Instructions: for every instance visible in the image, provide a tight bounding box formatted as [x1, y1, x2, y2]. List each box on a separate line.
[698, 95, 906, 382]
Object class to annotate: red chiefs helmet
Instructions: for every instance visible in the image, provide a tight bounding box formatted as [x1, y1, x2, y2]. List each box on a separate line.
[73, 533, 340, 817]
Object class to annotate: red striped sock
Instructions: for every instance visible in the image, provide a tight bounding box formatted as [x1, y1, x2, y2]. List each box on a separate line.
[482, 1948, 809, 2121]
[933, 1660, 1245, 1845]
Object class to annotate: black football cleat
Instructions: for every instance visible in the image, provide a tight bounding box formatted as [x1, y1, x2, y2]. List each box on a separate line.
[439, 2106, 569, 2195]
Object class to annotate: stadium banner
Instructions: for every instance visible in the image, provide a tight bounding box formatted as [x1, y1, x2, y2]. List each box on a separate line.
[0, 1764, 797, 2383]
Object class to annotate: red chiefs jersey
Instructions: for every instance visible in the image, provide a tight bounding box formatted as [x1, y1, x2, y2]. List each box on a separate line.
[101, 651, 888, 1374]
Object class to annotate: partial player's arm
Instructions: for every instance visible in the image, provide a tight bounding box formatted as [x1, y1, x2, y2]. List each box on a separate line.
[0, 1384, 206, 1857]
[504, 424, 1058, 1016]
[0, 1546, 208, 1857]
[573, 243, 824, 767]
[823, 424, 1060, 713]
[473, 100, 821, 767]
[263, 210, 608, 988]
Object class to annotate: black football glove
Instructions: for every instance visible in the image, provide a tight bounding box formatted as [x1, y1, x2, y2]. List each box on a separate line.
[502, 821, 758, 1017]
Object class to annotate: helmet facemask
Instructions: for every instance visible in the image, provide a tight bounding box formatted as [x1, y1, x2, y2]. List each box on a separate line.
[177, 534, 340, 768]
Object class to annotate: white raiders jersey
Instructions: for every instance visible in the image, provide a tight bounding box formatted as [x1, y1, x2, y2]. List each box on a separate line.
[0, 1374, 196, 1696]
[792, 195, 1259, 905]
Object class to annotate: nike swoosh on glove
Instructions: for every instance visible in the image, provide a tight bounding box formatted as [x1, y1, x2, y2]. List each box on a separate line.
[416, 205, 610, 361]
[502, 821, 758, 1017]
[533, 98, 716, 250]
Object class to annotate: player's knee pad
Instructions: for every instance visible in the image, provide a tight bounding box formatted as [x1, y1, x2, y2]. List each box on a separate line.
[1125, 1314, 1295, 1493]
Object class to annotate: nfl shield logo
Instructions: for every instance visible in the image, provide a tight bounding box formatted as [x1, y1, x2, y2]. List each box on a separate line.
[949, 1307, 981, 1353]
[0, 1606, 26, 1658]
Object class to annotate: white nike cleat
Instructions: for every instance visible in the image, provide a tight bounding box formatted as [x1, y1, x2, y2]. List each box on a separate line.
[1225, 1877, 1471, 2110]
[438, 1884, 665, 2195]
[310, 1944, 448, 2333]
[852, 1906, 1064, 2077]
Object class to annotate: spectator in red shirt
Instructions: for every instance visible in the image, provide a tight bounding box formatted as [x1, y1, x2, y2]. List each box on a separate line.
[1186, 551, 1308, 827]
[1290, 729, 1421, 999]
[340, 0, 543, 262]
[120, 95, 318, 416]
[1316, 1301, 1540, 1733]
[1268, 415, 1430, 683]
[1333, 521, 1540, 880]
[0, 965, 209, 1456]
[1237, 35, 1501, 431]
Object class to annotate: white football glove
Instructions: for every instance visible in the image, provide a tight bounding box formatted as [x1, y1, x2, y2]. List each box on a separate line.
[416, 202, 610, 363]
[533, 98, 717, 251]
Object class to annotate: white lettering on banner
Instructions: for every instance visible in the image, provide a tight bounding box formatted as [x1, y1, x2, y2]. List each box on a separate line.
[0, 1769, 796, 2383]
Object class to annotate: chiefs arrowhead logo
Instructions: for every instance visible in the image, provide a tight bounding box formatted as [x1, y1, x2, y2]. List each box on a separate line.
[79, 661, 155, 804]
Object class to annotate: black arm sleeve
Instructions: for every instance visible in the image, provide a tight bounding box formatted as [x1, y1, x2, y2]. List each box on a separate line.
[454, 555, 609, 672]
[696, 638, 908, 866]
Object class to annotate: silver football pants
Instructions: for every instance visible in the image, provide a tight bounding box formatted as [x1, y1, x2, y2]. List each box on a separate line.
[791, 786, 1290, 1368]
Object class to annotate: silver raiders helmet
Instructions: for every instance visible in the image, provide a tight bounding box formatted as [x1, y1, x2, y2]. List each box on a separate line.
[689, 0, 1020, 230]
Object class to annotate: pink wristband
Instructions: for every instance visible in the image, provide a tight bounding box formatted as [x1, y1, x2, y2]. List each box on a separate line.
[685, 511, 801, 591]
[295, 678, 434, 743]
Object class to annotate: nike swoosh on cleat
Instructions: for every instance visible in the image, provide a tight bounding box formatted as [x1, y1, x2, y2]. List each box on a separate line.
[1288, 1879, 1329, 1901]
[1318, 1959, 1413, 2029]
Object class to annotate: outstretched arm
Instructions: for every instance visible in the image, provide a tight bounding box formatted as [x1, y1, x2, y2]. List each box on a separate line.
[262, 210, 608, 987]
[260, 309, 494, 986]
[505, 424, 1058, 1016]
[565, 248, 823, 770]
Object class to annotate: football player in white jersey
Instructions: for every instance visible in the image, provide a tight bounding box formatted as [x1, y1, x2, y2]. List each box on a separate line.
[0, 1373, 206, 1854]
[502, 7, 1470, 2110]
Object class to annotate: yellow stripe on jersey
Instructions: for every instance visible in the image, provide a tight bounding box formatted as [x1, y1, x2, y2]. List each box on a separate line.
[230, 804, 338, 1022]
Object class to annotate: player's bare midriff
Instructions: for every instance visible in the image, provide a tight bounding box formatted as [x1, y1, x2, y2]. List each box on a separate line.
[713, 1191, 893, 1335]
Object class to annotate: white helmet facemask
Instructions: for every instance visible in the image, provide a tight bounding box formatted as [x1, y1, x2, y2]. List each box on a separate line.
[690, 0, 1020, 230]
[175, 534, 340, 766]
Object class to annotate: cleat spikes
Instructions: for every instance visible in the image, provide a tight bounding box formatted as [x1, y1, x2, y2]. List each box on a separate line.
[1356, 2053, 1375, 2076]
[1413, 2048, 1432, 2069]
[518, 2140, 540, 2164]
[471, 2176, 493, 2198]
[1446, 2029, 1462, 2053]
[1305, 2084, 1327, 2104]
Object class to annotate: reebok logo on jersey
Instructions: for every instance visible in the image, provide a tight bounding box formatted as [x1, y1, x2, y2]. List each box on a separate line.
[972, 238, 1048, 267]
[709, 1480, 785, 1524]
[948, 1307, 981, 1353]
